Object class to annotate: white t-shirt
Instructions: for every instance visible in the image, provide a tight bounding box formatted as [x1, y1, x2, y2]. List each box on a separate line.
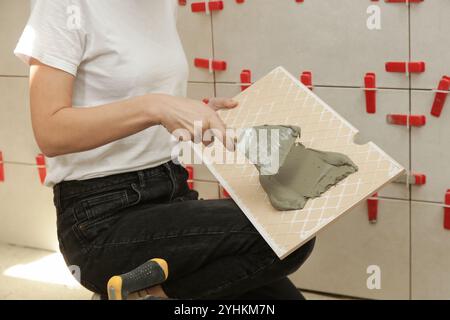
[14, 0, 189, 186]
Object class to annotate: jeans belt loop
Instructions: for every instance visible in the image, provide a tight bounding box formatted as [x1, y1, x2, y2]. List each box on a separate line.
[137, 170, 146, 188]
[163, 162, 177, 200]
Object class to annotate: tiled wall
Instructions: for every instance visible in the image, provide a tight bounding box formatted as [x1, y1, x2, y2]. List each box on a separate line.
[0, 0, 449, 299]
[178, 0, 450, 300]
[0, 0, 58, 251]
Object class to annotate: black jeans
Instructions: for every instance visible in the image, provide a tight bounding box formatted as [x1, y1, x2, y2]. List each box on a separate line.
[54, 161, 315, 299]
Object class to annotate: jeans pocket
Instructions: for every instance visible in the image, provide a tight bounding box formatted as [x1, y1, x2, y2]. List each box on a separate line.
[75, 190, 129, 243]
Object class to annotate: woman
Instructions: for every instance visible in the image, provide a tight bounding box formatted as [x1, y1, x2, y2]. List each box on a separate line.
[15, 0, 314, 299]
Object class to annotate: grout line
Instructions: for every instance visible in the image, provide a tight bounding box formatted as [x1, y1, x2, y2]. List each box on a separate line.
[188, 81, 216, 84]
[369, 196, 450, 208]
[209, 6, 217, 98]
[191, 178, 218, 184]
[408, 2, 413, 301]
[0, 75, 29, 79]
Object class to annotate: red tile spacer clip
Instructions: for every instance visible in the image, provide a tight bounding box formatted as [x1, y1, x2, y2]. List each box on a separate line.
[191, 1, 224, 13]
[364, 73, 377, 114]
[300, 71, 313, 90]
[178, 0, 187, 6]
[194, 58, 210, 69]
[222, 186, 231, 198]
[240, 69, 252, 92]
[412, 173, 427, 185]
[444, 190, 450, 230]
[386, 114, 426, 127]
[185, 165, 194, 190]
[212, 60, 227, 71]
[202, 98, 210, 105]
[385, 61, 426, 74]
[367, 193, 378, 224]
[36, 153, 47, 185]
[395, 172, 427, 185]
[0, 151, 4, 182]
[431, 76, 450, 118]
[194, 58, 227, 72]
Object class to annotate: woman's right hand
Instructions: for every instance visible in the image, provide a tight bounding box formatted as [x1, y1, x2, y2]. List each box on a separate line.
[150, 94, 238, 150]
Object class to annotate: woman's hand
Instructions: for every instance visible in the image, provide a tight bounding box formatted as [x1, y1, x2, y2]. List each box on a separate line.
[150, 94, 238, 149]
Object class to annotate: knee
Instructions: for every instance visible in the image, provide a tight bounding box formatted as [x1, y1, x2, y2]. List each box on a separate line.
[280, 237, 316, 276]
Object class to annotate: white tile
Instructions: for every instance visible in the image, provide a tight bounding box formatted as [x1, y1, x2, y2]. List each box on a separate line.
[411, 202, 450, 300]
[410, 0, 450, 89]
[411, 90, 450, 203]
[213, 0, 409, 88]
[177, 1, 214, 82]
[0, 77, 41, 164]
[0, 0, 30, 76]
[313, 87, 410, 200]
[0, 163, 58, 251]
[291, 200, 410, 300]
[194, 181, 220, 200]
[202, 67, 404, 259]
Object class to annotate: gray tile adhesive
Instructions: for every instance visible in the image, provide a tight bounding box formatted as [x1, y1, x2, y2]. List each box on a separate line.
[237, 125, 359, 211]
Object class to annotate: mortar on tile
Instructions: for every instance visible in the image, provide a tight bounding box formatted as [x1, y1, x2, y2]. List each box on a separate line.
[238, 125, 358, 211]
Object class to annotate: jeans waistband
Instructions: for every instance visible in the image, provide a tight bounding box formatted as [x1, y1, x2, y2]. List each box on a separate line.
[53, 161, 181, 200]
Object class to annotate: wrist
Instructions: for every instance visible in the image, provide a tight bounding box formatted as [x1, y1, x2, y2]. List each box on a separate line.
[142, 94, 166, 126]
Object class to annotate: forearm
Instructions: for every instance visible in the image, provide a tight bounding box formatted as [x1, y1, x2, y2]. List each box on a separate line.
[28, 61, 236, 158]
[35, 94, 161, 157]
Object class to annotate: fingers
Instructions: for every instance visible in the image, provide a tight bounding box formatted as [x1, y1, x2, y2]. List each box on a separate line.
[206, 115, 226, 145]
[207, 115, 235, 152]
[208, 98, 239, 111]
[167, 98, 236, 152]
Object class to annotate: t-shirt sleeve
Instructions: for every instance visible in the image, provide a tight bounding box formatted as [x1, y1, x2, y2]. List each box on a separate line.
[14, 0, 85, 76]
